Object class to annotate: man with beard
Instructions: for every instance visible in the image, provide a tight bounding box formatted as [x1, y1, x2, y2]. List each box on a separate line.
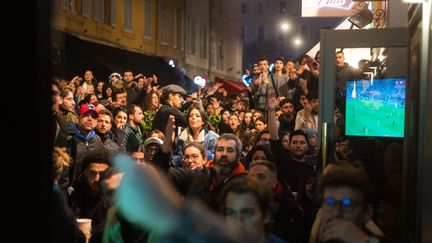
[69, 148, 113, 243]
[169, 133, 247, 211]
[95, 109, 120, 154]
[278, 98, 296, 136]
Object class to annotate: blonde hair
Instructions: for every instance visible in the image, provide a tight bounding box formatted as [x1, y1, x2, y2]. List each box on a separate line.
[52, 147, 71, 180]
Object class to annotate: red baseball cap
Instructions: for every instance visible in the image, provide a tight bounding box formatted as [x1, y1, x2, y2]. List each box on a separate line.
[79, 103, 99, 117]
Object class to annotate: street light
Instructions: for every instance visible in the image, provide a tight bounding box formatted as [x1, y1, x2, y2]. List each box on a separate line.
[281, 23, 290, 32]
[294, 38, 302, 46]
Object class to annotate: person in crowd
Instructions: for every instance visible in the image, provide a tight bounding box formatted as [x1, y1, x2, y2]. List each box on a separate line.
[131, 145, 146, 167]
[108, 72, 124, 91]
[219, 176, 289, 243]
[254, 130, 271, 147]
[123, 70, 141, 104]
[228, 113, 242, 138]
[180, 142, 209, 170]
[111, 89, 127, 108]
[280, 130, 291, 151]
[95, 81, 105, 100]
[169, 133, 247, 211]
[268, 97, 317, 201]
[95, 109, 120, 154]
[51, 147, 86, 243]
[111, 107, 127, 153]
[254, 117, 268, 133]
[335, 51, 362, 115]
[309, 161, 383, 243]
[115, 153, 256, 243]
[71, 103, 103, 184]
[218, 108, 232, 134]
[152, 84, 188, 136]
[278, 99, 296, 136]
[285, 60, 298, 102]
[172, 106, 219, 167]
[248, 160, 306, 243]
[143, 136, 169, 171]
[242, 111, 254, 131]
[243, 144, 275, 169]
[69, 148, 114, 243]
[53, 147, 72, 195]
[123, 104, 144, 153]
[143, 90, 161, 112]
[271, 57, 290, 100]
[60, 87, 79, 123]
[295, 91, 319, 132]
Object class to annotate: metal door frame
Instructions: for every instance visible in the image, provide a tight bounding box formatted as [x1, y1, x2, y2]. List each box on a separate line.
[318, 27, 409, 165]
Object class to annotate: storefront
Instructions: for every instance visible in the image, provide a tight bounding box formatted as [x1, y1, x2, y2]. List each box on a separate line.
[52, 30, 193, 89]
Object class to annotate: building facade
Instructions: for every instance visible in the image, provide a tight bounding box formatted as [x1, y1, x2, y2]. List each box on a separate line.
[52, 0, 242, 85]
[241, 0, 340, 68]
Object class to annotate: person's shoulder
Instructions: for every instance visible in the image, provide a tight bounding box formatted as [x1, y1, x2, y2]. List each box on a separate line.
[206, 130, 219, 137]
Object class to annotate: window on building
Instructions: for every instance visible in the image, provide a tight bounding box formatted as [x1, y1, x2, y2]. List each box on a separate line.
[82, 0, 90, 17]
[257, 2, 263, 14]
[188, 16, 196, 55]
[124, 0, 132, 32]
[242, 2, 248, 14]
[210, 31, 216, 68]
[173, 3, 178, 49]
[106, 0, 115, 26]
[280, 1, 286, 14]
[144, 0, 151, 39]
[74, 0, 82, 15]
[200, 25, 208, 59]
[217, 36, 224, 70]
[160, 0, 168, 45]
[93, 0, 102, 22]
[180, 10, 185, 51]
[257, 25, 265, 42]
[61, 0, 73, 11]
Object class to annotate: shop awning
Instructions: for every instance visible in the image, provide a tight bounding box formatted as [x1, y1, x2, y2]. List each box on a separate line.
[52, 30, 193, 90]
[214, 76, 247, 95]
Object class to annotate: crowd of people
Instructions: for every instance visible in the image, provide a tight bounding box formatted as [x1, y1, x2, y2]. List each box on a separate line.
[50, 51, 405, 242]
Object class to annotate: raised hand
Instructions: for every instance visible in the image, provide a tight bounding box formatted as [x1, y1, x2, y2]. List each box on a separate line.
[115, 155, 182, 233]
[299, 77, 308, 95]
[268, 97, 279, 111]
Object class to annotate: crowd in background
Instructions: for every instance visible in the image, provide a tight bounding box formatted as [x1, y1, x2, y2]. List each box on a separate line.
[50, 51, 406, 243]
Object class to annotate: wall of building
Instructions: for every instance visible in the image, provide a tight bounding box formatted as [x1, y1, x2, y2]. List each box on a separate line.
[184, 0, 243, 83]
[52, 0, 186, 73]
[241, 0, 340, 67]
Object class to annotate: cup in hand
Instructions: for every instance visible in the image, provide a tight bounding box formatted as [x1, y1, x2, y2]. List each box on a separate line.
[76, 218, 92, 241]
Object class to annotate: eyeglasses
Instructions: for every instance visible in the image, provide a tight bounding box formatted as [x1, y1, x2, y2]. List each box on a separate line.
[322, 197, 362, 213]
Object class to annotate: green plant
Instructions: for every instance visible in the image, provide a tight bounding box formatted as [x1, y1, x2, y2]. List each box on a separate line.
[208, 113, 221, 133]
[140, 110, 157, 139]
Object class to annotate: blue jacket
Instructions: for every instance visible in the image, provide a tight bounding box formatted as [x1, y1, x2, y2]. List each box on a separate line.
[171, 128, 219, 167]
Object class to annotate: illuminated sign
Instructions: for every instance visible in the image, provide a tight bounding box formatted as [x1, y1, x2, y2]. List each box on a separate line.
[302, 0, 365, 17]
[168, 60, 175, 68]
[194, 76, 206, 88]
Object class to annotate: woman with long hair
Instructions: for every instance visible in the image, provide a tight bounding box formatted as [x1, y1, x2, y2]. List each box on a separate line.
[171, 105, 219, 167]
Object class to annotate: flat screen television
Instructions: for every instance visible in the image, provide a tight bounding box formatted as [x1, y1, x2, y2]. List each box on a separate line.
[345, 77, 405, 137]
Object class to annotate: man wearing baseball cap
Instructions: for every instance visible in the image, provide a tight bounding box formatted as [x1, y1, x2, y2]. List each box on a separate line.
[71, 103, 103, 184]
[152, 84, 188, 136]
